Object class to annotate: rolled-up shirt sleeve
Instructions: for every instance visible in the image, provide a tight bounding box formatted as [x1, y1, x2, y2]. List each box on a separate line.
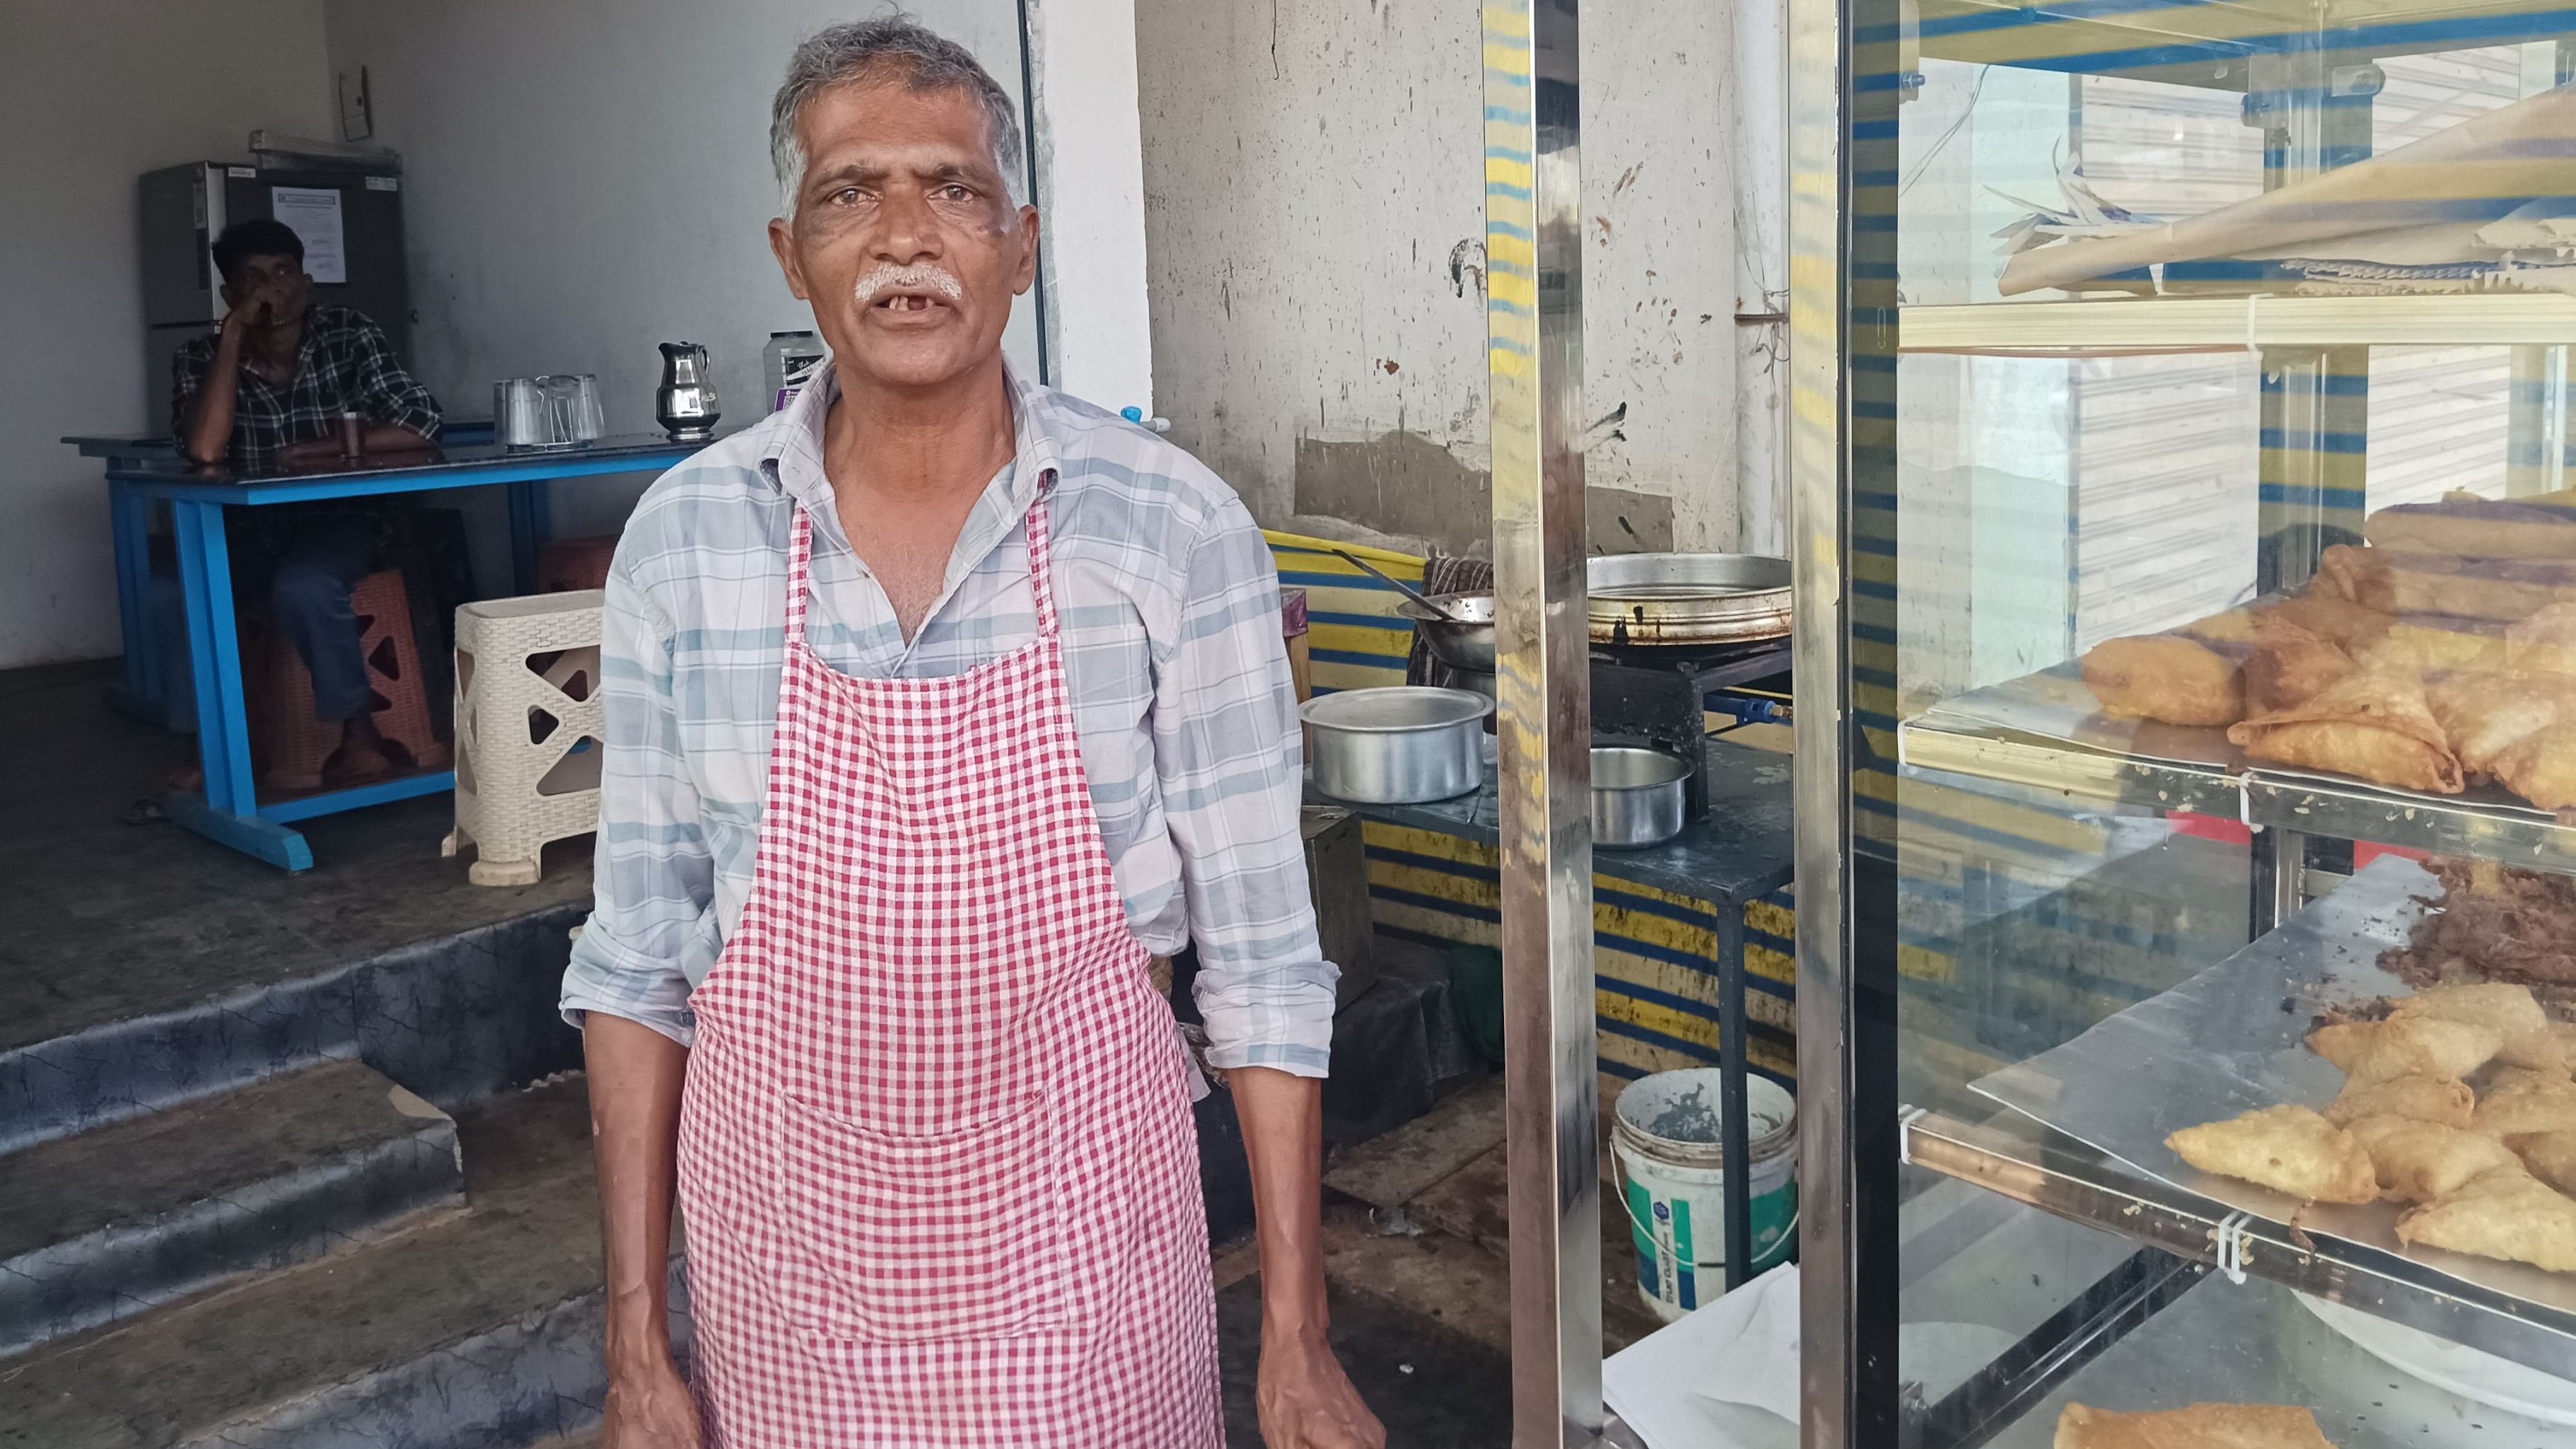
[1160, 499, 1337, 1076]
[561, 557, 706, 1045]
[349, 315, 443, 442]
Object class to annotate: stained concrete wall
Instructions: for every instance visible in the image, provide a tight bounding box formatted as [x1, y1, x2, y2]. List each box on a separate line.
[1135, 1, 1772, 557]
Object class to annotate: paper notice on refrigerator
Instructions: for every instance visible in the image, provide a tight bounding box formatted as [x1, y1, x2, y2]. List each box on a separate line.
[269, 186, 348, 284]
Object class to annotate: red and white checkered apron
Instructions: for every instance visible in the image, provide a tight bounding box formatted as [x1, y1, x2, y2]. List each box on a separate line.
[675, 494, 1222, 1448]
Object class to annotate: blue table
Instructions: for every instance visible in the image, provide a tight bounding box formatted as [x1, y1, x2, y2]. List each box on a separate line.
[81, 431, 716, 871]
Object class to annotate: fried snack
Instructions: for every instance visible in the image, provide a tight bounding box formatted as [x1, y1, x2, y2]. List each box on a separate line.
[2366, 494, 2576, 559]
[2487, 726, 2576, 811]
[2395, 1164, 2576, 1272]
[2388, 982, 2551, 1035]
[2424, 670, 2571, 772]
[2244, 617, 2355, 714]
[2182, 608, 2259, 646]
[2321, 545, 2576, 622]
[2053, 1402, 2338, 1449]
[2226, 669, 2464, 793]
[2487, 1065, 2574, 1097]
[2082, 634, 2247, 728]
[2348, 1115, 2524, 1202]
[2499, 1024, 2576, 1073]
[2165, 1105, 2379, 1204]
[2254, 588, 2397, 652]
[2308, 1017, 2502, 1083]
[2507, 1129, 2576, 1196]
[2474, 1077, 2576, 1139]
[2379, 856, 2576, 991]
[2321, 1073, 2473, 1129]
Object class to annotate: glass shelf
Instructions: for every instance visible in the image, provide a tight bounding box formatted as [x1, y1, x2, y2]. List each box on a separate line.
[1901, 294, 2576, 356]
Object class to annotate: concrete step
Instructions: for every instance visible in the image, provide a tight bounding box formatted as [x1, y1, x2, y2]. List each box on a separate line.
[0, 1058, 464, 1359]
[0, 1076, 680, 1449]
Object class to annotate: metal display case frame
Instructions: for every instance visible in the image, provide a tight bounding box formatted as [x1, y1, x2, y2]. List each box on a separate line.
[1787, 1, 2576, 1446]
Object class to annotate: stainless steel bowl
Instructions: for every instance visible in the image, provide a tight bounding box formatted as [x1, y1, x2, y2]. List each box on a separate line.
[1591, 746, 1689, 849]
[1302, 687, 1492, 803]
[1395, 592, 1496, 673]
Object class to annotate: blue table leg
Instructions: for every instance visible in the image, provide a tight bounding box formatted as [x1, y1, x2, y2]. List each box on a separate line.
[166, 499, 311, 872]
[105, 479, 168, 726]
[1718, 907, 1753, 1291]
[507, 477, 554, 594]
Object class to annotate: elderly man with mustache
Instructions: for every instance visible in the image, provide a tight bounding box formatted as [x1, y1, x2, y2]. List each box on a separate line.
[561, 18, 1382, 1449]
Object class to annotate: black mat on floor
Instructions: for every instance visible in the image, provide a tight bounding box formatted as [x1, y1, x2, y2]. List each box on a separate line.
[1217, 1277, 1510, 1448]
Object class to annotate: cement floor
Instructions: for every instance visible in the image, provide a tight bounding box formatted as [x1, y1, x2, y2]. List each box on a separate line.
[1, 660, 592, 1053]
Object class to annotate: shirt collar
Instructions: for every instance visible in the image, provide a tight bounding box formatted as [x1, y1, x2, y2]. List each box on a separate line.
[762, 356, 1061, 558]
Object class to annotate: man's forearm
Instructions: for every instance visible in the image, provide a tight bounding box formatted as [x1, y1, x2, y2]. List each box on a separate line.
[583, 1013, 689, 1373]
[182, 329, 245, 465]
[1231, 1066, 1329, 1337]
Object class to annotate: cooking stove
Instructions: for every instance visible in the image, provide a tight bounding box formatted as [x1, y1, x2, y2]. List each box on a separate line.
[1589, 636, 1790, 822]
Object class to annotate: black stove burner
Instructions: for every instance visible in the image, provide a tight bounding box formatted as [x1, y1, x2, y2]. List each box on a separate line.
[1587, 636, 1790, 822]
[1589, 634, 1793, 694]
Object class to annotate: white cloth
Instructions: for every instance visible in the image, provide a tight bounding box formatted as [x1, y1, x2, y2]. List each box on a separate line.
[1604, 1263, 1802, 1449]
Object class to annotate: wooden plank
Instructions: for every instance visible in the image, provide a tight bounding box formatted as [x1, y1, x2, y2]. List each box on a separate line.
[1322, 1077, 1505, 1209]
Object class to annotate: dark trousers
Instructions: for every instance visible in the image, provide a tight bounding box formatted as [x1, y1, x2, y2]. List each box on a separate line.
[267, 518, 380, 723]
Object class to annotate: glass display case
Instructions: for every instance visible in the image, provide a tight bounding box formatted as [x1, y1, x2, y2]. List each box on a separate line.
[1791, 0, 2576, 1443]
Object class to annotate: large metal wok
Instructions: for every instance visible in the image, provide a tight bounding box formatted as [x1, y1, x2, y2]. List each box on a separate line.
[1397, 554, 1792, 673]
[1587, 554, 1792, 648]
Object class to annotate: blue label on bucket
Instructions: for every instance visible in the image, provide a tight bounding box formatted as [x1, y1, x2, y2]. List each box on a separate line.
[1628, 1179, 1797, 1313]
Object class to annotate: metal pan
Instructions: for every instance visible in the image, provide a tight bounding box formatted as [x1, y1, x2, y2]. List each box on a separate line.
[1587, 553, 1792, 648]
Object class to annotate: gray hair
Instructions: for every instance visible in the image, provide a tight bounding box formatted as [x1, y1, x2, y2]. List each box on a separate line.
[769, 17, 1026, 219]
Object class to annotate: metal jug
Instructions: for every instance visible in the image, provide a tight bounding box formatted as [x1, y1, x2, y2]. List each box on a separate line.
[655, 342, 720, 441]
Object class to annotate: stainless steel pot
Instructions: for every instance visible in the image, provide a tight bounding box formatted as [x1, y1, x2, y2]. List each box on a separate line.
[1396, 592, 1496, 673]
[1301, 687, 1491, 803]
[1591, 745, 1689, 849]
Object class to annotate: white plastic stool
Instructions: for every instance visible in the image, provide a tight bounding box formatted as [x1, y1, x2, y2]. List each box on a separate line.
[443, 590, 606, 886]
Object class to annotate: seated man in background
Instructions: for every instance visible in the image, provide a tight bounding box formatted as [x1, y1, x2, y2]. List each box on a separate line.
[170, 218, 445, 786]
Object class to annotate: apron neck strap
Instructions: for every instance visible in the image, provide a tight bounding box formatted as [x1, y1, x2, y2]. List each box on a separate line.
[781, 474, 1060, 648]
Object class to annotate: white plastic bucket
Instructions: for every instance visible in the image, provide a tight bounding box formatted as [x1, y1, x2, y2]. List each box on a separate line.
[1612, 1069, 1797, 1322]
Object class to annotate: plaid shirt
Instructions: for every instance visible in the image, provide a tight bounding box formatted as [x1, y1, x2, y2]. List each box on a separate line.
[169, 305, 442, 472]
[559, 364, 1335, 1078]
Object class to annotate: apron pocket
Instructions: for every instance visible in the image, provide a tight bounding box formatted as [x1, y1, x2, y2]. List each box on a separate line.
[773, 1090, 1068, 1344]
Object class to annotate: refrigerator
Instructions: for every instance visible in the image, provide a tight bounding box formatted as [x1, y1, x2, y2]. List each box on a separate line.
[138, 162, 413, 428]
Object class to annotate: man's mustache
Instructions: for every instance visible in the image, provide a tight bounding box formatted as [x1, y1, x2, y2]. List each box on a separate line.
[852, 264, 966, 307]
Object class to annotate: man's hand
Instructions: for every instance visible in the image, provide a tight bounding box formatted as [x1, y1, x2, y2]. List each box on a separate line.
[223, 279, 281, 334]
[600, 1353, 701, 1448]
[1258, 1330, 1385, 1449]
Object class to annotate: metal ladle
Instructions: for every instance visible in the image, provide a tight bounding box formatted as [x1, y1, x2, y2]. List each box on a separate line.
[1333, 549, 1468, 623]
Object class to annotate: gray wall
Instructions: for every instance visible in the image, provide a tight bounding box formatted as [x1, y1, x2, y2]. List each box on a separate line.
[1134, 0, 1766, 557]
[0, 0, 337, 668]
[322, 0, 1037, 576]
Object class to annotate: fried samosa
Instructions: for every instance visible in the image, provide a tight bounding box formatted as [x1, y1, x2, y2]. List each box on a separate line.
[2348, 1115, 2524, 1203]
[2244, 617, 2355, 715]
[2366, 493, 2576, 559]
[2082, 634, 2247, 728]
[2307, 1017, 2502, 1084]
[2474, 1078, 2576, 1139]
[2388, 982, 2551, 1035]
[2165, 1105, 2379, 1204]
[2321, 1073, 2473, 1129]
[2321, 545, 2576, 622]
[2395, 1164, 2576, 1273]
[2508, 1129, 2576, 1196]
[2227, 669, 2464, 794]
[2254, 588, 2397, 653]
[2053, 1402, 2338, 1449]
